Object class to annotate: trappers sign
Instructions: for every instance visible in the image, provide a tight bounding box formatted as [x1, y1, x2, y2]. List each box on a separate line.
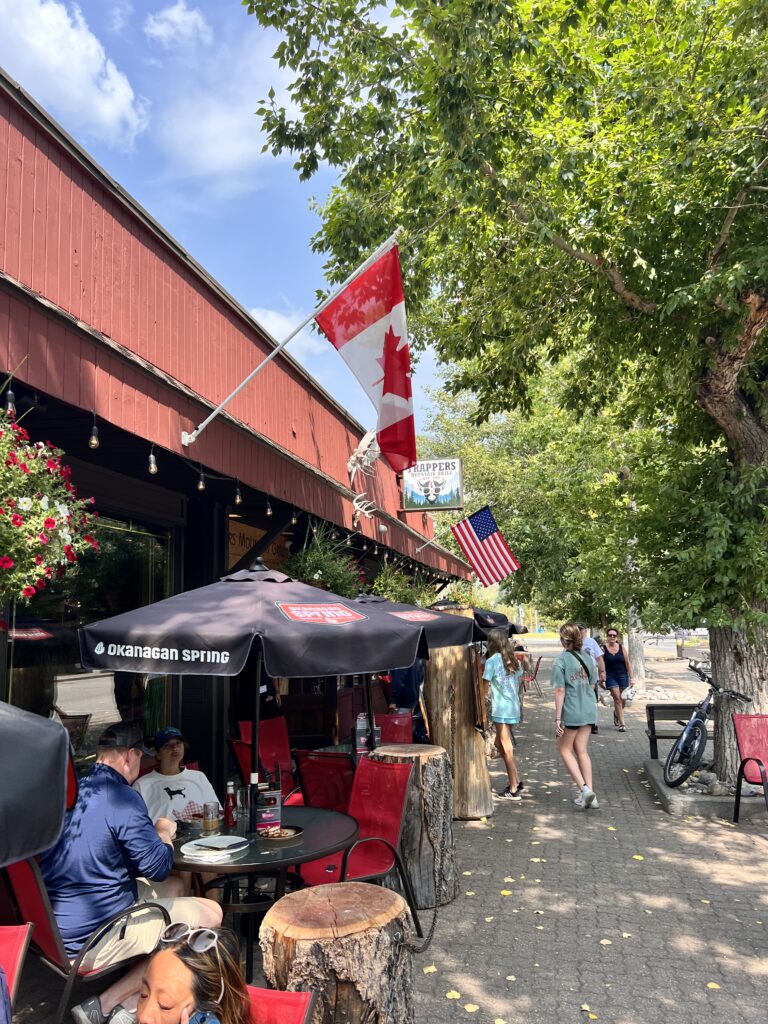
[401, 459, 464, 512]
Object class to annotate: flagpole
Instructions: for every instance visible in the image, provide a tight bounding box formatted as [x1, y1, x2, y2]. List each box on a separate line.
[181, 227, 403, 447]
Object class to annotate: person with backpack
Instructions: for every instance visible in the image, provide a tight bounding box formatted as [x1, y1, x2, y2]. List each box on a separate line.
[551, 622, 599, 810]
[601, 627, 633, 731]
[483, 628, 523, 801]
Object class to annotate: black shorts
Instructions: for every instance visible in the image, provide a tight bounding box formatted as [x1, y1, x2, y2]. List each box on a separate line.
[564, 724, 592, 730]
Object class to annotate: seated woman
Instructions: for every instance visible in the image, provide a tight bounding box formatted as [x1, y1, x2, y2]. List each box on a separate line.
[133, 728, 220, 823]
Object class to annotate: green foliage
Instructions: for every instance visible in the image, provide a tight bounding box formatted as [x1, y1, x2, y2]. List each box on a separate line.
[370, 560, 435, 606]
[284, 524, 362, 597]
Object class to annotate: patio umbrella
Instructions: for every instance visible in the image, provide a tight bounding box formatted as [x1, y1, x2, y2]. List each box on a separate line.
[0, 701, 69, 867]
[430, 601, 527, 637]
[79, 562, 430, 779]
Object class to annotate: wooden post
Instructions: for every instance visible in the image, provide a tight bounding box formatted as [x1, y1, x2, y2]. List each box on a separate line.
[260, 882, 414, 1024]
[370, 743, 457, 909]
[423, 614, 493, 819]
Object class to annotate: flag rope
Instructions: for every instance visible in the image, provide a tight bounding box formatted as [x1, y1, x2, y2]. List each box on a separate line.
[181, 227, 402, 447]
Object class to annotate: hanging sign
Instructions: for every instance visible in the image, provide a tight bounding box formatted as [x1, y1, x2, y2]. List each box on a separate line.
[401, 458, 463, 511]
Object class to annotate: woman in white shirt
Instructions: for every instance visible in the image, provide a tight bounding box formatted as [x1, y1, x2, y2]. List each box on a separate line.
[133, 726, 220, 822]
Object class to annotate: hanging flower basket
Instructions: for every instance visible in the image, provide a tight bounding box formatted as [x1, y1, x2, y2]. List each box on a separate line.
[0, 410, 99, 605]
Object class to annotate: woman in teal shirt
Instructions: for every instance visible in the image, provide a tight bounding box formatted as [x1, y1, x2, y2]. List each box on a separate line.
[551, 622, 599, 810]
[483, 628, 523, 800]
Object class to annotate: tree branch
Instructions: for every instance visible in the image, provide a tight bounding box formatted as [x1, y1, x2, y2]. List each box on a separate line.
[708, 154, 768, 269]
[479, 162, 658, 315]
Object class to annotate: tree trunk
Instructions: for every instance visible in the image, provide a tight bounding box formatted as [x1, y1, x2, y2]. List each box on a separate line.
[710, 624, 768, 783]
[626, 608, 646, 694]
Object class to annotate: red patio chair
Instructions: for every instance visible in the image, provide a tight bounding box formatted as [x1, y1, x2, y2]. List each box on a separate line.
[0, 923, 33, 1006]
[1, 858, 170, 1024]
[732, 713, 768, 822]
[230, 739, 304, 805]
[298, 757, 422, 936]
[375, 712, 412, 744]
[247, 985, 315, 1024]
[294, 750, 355, 813]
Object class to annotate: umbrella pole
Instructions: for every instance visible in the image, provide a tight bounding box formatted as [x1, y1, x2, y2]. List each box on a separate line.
[365, 674, 376, 751]
[251, 649, 262, 783]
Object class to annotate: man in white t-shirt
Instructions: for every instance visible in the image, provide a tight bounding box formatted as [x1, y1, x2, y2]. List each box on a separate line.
[578, 624, 606, 734]
[133, 726, 220, 822]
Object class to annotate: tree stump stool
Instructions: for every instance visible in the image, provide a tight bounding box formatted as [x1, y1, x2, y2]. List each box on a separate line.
[369, 744, 457, 909]
[259, 882, 414, 1024]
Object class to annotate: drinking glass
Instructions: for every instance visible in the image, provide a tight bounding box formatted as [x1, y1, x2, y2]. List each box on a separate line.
[203, 801, 220, 835]
[236, 786, 250, 834]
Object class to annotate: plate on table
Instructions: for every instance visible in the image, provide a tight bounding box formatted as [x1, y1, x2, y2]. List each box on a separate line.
[258, 826, 303, 841]
[179, 835, 250, 861]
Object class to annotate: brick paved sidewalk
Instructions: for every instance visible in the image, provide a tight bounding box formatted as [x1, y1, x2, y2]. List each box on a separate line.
[413, 655, 768, 1024]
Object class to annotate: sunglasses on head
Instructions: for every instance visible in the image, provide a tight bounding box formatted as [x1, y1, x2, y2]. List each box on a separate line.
[159, 924, 224, 1003]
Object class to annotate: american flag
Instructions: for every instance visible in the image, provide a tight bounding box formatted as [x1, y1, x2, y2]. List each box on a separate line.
[451, 506, 520, 587]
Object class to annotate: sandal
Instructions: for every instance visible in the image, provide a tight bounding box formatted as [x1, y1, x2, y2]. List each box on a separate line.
[618, 724, 626, 732]
[613, 712, 620, 727]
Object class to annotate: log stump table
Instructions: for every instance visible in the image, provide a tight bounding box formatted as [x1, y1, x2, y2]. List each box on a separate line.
[369, 744, 457, 909]
[259, 881, 414, 1024]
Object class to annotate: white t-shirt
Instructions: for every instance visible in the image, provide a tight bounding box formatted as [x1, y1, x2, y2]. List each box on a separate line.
[581, 636, 604, 674]
[133, 767, 220, 821]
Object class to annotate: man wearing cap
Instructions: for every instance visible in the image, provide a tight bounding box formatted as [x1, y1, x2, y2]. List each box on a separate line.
[133, 726, 220, 822]
[39, 723, 222, 1024]
[578, 624, 606, 734]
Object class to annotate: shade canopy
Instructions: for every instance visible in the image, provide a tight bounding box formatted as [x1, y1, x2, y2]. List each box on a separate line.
[79, 564, 430, 679]
[0, 702, 69, 867]
[429, 601, 528, 637]
[354, 593, 484, 647]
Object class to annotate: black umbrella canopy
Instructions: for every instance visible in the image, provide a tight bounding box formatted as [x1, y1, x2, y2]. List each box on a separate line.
[79, 564, 429, 678]
[0, 702, 69, 867]
[429, 601, 528, 636]
[355, 594, 484, 646]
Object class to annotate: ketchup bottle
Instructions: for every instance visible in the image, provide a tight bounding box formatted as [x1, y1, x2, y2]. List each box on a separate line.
[223, 781, 237, 828]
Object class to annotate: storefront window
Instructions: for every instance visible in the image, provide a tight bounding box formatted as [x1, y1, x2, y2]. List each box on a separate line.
[5, 517, 172, 759]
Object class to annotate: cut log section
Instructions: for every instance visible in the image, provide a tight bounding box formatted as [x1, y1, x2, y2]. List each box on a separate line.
[423, 618, 493, 819]
[369, 744, 457, 909]
[260, 881, 414, 1024]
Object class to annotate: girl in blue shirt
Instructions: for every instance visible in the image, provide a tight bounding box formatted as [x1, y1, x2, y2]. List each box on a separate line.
[483, 628, 523, 800]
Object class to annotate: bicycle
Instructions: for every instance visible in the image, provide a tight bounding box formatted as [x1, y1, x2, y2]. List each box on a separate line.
[662, 660, 751, 787]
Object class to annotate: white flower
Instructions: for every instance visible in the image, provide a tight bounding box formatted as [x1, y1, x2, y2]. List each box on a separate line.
[40, 495, 49, 510]
[313, 571, 322, 579]
[18, 497, 33, 510]
[62, 530, 72, 544]
[56, 502, 69, 517]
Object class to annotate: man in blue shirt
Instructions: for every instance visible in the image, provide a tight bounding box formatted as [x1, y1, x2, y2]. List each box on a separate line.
[39, 723, 222, 1024]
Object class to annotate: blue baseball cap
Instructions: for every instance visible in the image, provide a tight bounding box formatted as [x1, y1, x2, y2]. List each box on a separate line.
[154, 726, 187, 751]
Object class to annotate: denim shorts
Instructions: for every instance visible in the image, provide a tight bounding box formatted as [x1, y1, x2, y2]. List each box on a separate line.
[605, 675, 629, 691]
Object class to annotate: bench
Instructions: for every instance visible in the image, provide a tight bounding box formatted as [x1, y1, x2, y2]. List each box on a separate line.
[645, 703, 698, 759]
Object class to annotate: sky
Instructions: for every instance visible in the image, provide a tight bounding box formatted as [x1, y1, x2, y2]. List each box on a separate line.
[0, 0, 442, 434]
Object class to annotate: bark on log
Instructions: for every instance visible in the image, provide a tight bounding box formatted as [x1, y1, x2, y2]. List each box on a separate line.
[369, 744, 457, 909]
[259, 882, 414, 1024]
[423, 626, 493, 819]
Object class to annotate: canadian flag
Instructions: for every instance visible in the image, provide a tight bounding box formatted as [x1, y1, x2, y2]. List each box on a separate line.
[315, 245, 417, 472]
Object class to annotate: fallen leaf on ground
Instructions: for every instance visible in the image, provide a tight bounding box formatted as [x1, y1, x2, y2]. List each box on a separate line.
[494, 1019, 507, 1024]
[505, 975, 516, 982]
[535, 925, 544, 930]
[632, 855, 644, 861]
[534, 909, 544, 915]
[423, 965, 437, 974]
[701, 899, 710, 904]
[480, 817, 487, 822]
[622, 932, 632, 939]
[580, 1005, 590, 1012]
[706, 983, 720, 990]
[599, 939, 612, 945]
[531, 841, 541, 845]
[644, 910, 653, 914]
[485, 916, 494, 922]
[465, 891, 475, 896]
[532, 827, 539, 831]
[446, 991, 461, 1000]
[500, 889, 513, 896]
[606, 826, 617, 831]
[530, 858, 542, 863]
[462, 871, 473, 876]
[588, 1016, 598, 1020]
[504, 876, 514, 882]
[519, 874, 526, 879]
[463, 1004, 479, 1013]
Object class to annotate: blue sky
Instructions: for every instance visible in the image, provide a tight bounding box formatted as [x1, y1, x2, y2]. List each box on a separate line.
[0, 0, 441, 432]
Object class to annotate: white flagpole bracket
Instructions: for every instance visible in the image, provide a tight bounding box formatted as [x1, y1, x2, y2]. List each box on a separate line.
[180, 227, 403, 448]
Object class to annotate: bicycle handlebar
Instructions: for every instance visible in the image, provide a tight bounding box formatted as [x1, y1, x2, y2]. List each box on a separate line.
[686, 663, 751, 701]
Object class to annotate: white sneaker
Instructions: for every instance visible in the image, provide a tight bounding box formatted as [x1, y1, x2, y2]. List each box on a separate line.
[584, 788, 599, 809]
[574, 794, 586, 809]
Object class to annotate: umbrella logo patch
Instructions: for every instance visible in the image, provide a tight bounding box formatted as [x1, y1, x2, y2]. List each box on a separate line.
[390, 610, 439, 622]
[95, 642, 105, 654]
[276, 602, 368, 625]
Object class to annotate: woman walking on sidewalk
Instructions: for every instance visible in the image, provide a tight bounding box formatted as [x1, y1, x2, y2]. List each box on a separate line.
[483, 628, 523, 801]
[601, 627, 633, 731]
[552, 622, 599, 810]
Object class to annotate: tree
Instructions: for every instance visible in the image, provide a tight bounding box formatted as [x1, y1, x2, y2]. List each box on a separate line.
[244, 0, 768, 780]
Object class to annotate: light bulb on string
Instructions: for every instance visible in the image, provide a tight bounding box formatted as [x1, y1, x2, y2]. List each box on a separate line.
[266, 500, 273, 517]
[148, 447, 158, 475]
[290, 509, 297, 526]
[345, 535, 351, 547]
[374, 544, 378, 555]
[88, 411, 99, 450]
[5, 387, 16, 418]
[235, 483, 243, 506]
[197, 465, 206, 491]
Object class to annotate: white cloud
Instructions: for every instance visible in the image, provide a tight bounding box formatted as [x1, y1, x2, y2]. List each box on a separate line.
[0, 0, 148, 150]
[144, 1, 212, 49]
[250, 307, 327, 362]
[109, 1, 133, 33]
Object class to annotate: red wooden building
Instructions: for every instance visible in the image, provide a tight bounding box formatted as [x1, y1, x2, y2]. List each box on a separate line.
[0, 69, 468, 783]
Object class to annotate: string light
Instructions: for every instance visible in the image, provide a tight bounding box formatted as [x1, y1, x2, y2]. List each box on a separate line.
[148, 446, 158, 475]
[266, 500, 273, 517]
[4, 387, 16, 418]
[197, 465, 206, 491]
[290, 509, 298, 526]
[374, 544, 378, 555]
[345, 535, 351, 547]
[88, 412, 99, 450]
[235, 483, 243, 506]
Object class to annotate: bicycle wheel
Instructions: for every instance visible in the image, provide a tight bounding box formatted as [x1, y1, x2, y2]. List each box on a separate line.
[663, 720, 707, 787]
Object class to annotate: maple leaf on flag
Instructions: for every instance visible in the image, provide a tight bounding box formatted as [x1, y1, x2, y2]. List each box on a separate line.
[375, 326, 412, 400]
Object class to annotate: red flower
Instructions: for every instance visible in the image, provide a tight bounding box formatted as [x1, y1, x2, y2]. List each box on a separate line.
[44, 517, 56, 529]
[44, 566, 52, 577]
[38, 533, 48, 544]
[0, 556, 13, 569]
[11, 513, 23, 527]
[22, 586, 35, 597]
[34, 555, 43, 565]
[55, 566, 65, 578]
[35, 578, 46, 591]
[19, 463, 30, 475]
[6, 451, 17, 465]
[64, 545, 77, 563]
[46, 459, 58, 472]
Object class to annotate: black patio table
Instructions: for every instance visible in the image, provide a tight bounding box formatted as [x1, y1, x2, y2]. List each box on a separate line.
[172, 805, 358, 979]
